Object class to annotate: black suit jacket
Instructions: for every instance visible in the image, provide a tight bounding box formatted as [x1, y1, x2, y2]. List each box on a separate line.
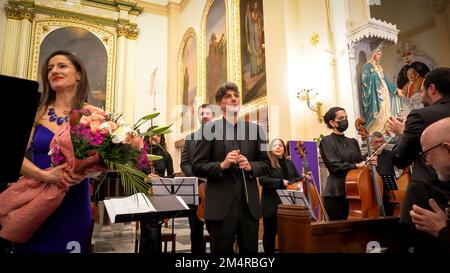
[392, 97, 450, 223]
[259, 159, 301, 217]
[180, 132, 196, 177]
[192, 118, 270, 221]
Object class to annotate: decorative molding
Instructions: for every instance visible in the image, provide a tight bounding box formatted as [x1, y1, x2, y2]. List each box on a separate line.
[136, 0, 190, 16]
[230, 0, 241, 96]
[4, 4, 34, 20]
[116, 22, 139, 39]
[138, 0, 168, 16]
[33, 0, 119, 21]
[346, 17, 399, 48]
[179, 0, 190, 11]
[28, 16, 116, 112]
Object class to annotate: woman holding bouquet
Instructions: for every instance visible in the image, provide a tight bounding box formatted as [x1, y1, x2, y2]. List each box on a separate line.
[12, 50, 95, 253]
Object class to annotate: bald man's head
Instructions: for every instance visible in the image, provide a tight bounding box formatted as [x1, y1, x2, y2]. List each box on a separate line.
[421, 117, 450, 181]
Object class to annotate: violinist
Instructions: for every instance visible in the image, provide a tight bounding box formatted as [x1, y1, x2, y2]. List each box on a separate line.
[259, 138, 303, 253]
[370, 131, 396, 216]
[180, 104, 215, 253]
[319, 107, 377, 220]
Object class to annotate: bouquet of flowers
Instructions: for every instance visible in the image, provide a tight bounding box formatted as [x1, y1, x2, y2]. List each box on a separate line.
[0, 105, 171, 243]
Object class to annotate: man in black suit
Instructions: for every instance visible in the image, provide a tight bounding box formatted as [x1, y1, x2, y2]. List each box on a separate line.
[192, 82, 270, 253]
[410, 117, 450, 252]
[180, 104, 214, 253]
[387, 67, 450, 252]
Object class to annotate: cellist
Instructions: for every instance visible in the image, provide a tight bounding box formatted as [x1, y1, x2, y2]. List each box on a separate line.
[319, 107, 377, 220]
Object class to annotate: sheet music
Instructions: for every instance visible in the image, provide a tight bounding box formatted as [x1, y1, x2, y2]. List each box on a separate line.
[104, 193, 156, 223]
[176, 196, 190, 210]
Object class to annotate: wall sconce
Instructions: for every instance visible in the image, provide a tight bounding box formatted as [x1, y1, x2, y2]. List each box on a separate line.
[297, 89, 324, 123]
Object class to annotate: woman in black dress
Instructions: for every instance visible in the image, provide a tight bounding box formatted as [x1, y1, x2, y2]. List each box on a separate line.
[259, 138, 303, 253]
[319, 107, 375, 220]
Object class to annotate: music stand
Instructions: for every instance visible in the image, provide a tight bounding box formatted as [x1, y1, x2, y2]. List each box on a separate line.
[151, 177, 199, 206]
[0, 75, 40, 186]
[380, 175, 398, 191]
[277, 189, 317, 221]
[173, 177, 198, 206]
[104, 193, 193, 253]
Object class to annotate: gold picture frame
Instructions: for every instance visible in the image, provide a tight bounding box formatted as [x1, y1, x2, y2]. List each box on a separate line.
[28, 16, 116, 112]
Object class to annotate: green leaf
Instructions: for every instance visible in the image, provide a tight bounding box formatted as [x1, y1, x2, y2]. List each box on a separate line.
[105, 160, 151, 197]
[133, 112, 160, 130]
[147, 154, 163, 161]
[150, 125, 172, 134]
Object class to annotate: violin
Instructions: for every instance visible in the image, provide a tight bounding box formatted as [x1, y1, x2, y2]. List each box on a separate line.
[288, 141, 329, 221]
[345, 118, 385, 219]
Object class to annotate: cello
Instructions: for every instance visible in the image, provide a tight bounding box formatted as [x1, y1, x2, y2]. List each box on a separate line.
[388, 166, 411, 216]
[345, 118, 385, 219]
[288, 141, 329, 221]
[197, 180, 206, 221]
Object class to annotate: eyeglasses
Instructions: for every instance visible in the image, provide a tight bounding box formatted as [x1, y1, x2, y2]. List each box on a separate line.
[419, 142, 443, 160]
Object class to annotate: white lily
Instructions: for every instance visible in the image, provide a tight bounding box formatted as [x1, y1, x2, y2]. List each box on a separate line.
[111, 125, 134, 144]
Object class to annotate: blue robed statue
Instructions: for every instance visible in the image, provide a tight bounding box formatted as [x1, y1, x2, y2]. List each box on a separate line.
[361, 42, 404, 134]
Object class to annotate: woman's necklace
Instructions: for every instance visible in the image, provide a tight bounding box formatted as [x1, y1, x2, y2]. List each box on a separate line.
[48, 106, 70, 125]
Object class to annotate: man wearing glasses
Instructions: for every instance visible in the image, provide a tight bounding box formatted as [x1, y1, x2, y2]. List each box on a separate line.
[387, 67, 450, 252]
[410, 117, 450, 252]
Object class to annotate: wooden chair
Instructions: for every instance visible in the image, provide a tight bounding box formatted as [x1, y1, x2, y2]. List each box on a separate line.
[162, 218, 176, 253]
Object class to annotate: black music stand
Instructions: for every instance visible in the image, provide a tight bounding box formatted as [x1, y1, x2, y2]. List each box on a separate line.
[103, 193, 194, 253]
[152, 177, 199, 206]
[277, 189, 317, 221]
[0, 75, 40, 188]
[380, 175, 398, 191]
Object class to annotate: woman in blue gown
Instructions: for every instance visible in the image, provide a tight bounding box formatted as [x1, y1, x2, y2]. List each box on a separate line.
[13, 50, 94, 253]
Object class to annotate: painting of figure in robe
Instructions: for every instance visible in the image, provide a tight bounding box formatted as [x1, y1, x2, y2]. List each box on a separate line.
[396, 62, 429, 111]
[205, 0, 227, 105]
[240, 0, 267, 104]
[181, 36, 198, 132]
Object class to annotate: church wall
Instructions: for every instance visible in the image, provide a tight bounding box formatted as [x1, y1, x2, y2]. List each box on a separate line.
[329, 0, 358, 139]
[370, 0, 442, 87]
[282, 0, 344, 141]
[135, 12, 169, 129]
[0, 0, 8, 68]
[166, 0, 207, 173]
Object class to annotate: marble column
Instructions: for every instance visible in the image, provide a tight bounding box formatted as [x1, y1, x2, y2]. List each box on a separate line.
[16, 7, 34, 78]
[1, 5, 21, 76]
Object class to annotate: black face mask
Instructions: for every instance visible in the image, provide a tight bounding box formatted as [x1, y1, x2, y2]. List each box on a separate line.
[335, 119, 349, 132]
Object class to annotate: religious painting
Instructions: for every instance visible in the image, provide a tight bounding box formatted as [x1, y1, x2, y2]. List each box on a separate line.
[396, 62, 429, 111]
[240, 0, 266, 105]
[38, 27, 107, 109]
[181, 35, 198, 132]
[205, 0, 227, 105]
